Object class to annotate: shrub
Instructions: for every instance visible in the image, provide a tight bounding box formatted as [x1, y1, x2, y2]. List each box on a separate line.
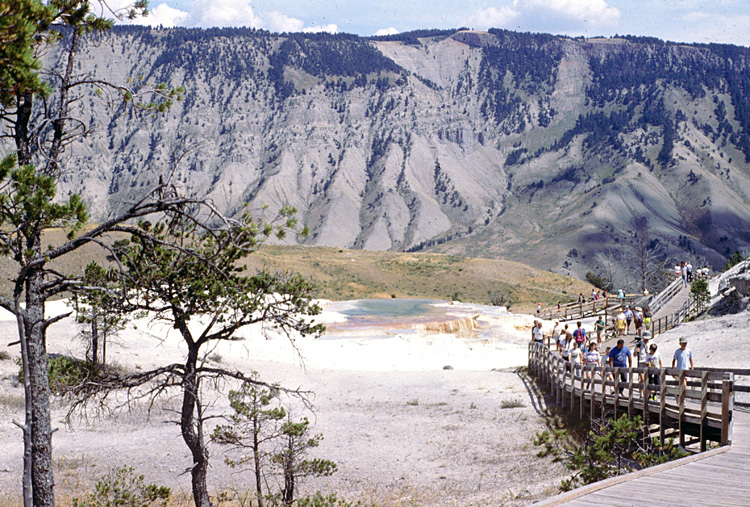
[71, 466, 171, 507]
[724, 250, 746, 271]
[488, 288, 516, 309]
[18, 356, 101, 395]
[534, 414, 688, 491]
[297, 491, 365, 507]
[500, 398, 525, 409]
[585, 271, 612, 291]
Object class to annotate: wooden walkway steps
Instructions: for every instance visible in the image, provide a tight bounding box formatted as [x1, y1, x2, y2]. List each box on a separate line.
[529, 340, 750, 507]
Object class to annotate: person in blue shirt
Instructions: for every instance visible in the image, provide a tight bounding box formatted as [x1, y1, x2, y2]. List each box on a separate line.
[672, 337, 694, 391]
[608, 339, 632, 393]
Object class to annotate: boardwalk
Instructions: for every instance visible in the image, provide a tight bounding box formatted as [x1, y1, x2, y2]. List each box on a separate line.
[536, 409, 750, 506]
[652, 285, 691, 320]
[531, 272, 749, 505]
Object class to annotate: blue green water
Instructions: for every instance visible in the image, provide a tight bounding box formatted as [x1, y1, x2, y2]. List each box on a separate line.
[339, 299, 441, 319]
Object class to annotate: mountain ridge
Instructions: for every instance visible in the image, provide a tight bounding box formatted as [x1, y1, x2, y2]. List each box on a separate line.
[31, 26, 750, 288]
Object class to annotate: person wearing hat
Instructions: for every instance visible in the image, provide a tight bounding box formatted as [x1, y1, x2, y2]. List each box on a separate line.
[672, 337, 693, 370]
[672, 337, 694, 392]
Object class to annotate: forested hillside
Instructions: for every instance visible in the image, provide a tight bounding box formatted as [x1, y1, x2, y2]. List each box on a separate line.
[31, 27, 750, 289]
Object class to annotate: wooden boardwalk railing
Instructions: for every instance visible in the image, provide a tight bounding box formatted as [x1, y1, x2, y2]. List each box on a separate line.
[528, 341, 734, 450]
[538, 296, 639, 322]
[647, 277, 684, 315]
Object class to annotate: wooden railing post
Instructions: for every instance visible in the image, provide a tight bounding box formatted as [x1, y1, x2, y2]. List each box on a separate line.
[627, 367, 634, 418]
[614, 368, 620, 419]
[699, 371, 708, 452]
[579, 368, 585, 419]
[643, 367, 650, 429]
[721, 378, 732, 446]
[659, 369, 667, 444]
[588, 366, 596, 424]
[570, 362, 575, 410]
[678, 370, 686, 447]
[601, 366, 607, 419]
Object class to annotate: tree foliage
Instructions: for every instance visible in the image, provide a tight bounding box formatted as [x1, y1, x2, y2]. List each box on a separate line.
[69, 208, 323, 507]
[0, 0, 53, 104]
[691, 278, 711, 312]
[71, 466, 171, 507]
[212, 383, 287, 507]
[72, 262, 127, 366]
[213, 383, 340, 507]
[724, 250, 747, 271]
[534, 414, 688, 491]
[0, 3, 291, 507]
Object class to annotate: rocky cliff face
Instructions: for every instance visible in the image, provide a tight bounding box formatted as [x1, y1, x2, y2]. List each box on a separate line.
[37, 27, 750, 284]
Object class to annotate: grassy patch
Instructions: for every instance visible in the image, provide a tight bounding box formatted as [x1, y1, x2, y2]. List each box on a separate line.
[0, 238, 593, 310]
[0, 393, 24, 411]
[239, 246, 592, 310]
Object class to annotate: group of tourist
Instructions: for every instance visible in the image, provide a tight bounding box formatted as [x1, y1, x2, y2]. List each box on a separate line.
[532, 318, 695, 397]
[614, 305, 652, 337]
[675, 261, 711, 286]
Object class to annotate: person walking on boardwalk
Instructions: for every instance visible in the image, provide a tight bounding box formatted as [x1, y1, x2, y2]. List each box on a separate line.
[646, 343, 662, 400]
[635, 332, 651, 396]
[672, 337, 693, 370]
[635, 306, 644, 335]
[570, 340, 582, 376]
[672, 337, 694, 389]
[624, 306, 634, 335]
[553, 321, 561, 351]
[616, 309, 626, 336]
[561, 330, 573, 361]
[608, 339, 632, 393]
[584, 342, 601, 379]
[573, 321, 587, 348]
[531, 320, 543, 344]
[595, 316, 605, 343]
[680, 261, 688, 287]
[643, 306, 652, 332]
